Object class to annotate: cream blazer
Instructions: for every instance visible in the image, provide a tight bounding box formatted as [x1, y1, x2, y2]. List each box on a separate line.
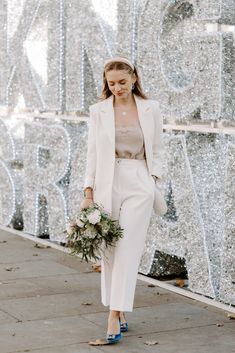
[84, 93, 167, 215]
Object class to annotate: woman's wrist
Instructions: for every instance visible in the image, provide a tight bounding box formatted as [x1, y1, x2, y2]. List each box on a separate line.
[83, 187, 93, 199]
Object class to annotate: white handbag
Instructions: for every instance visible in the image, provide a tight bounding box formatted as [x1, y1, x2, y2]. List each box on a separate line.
[153, 184, 168, 216]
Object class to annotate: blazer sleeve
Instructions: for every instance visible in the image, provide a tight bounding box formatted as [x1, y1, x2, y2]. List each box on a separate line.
[83, 105, 97, 190]
[151, 100, 164, 180]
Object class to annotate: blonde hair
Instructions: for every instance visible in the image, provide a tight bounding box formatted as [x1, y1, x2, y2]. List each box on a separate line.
[100, 59, 148, 100]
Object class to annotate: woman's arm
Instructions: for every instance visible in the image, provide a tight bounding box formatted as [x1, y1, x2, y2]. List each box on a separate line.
[81, 105, 97, 209]
[151, 101, 164, 180]
[83, 105, 97, 192]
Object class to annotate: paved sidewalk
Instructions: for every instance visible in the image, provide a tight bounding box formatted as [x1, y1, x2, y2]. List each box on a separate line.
[0, 229, 234, 353]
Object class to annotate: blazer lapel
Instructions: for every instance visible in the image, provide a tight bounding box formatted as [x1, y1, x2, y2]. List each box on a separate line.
[100, 95, 115, 147]
[133, 94, 152, 145]
[134, 94, 153, 173]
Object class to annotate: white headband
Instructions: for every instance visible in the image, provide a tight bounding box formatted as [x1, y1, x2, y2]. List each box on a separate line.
[104, 56, 134, 71]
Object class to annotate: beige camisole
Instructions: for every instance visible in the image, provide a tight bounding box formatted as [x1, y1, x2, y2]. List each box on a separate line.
[115, 123, 146, 160]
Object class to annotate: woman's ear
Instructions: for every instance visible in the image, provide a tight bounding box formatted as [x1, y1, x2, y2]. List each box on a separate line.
[132, 73, 137, 84]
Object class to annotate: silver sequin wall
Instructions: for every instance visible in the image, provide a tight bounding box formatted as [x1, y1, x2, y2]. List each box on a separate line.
[0, 0, 234, 306]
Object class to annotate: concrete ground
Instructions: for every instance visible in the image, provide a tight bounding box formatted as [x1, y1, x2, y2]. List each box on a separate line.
[0, 229, 234, 353]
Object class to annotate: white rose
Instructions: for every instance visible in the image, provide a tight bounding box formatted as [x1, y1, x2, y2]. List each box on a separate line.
[84, 229, 96, 239]
[76, 218, 84, 228]
[87, 209, 101, 225]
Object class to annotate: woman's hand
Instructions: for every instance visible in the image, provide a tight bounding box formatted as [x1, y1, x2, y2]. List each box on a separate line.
[152, 175, 159, 184]
[80, 197, 94, 210]
[81, 187, 94, 209]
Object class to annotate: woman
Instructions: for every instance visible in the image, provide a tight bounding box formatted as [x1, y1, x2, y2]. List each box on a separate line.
[80, 56, 165, 344]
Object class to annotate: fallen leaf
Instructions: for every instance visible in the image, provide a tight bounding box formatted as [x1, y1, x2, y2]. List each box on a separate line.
[227, 313, 235, 320]
[175, 279, 185, 288]
[5, 267, 20, 272]
[92, 264, 101, 272]
[144, 340, 159, 345]
[216, 322, 224, 327]
[0, 281, 13, 284]
[89, 338, 109, 346]
[34, 243, 51, 249]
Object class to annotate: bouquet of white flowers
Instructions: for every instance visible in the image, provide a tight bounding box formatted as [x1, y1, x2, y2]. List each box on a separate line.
[65, 203, 123, 262]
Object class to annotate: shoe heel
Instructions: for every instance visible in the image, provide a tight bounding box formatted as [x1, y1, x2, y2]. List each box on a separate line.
[120, 321, 129, 332]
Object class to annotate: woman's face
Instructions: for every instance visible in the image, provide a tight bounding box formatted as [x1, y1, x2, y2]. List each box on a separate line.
[106, 69, 136, 99]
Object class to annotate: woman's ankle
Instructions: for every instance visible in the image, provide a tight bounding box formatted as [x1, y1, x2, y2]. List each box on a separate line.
[108, 310, 120, 319]
[107, 311, 120, 335]
[119, 311, 127, 323]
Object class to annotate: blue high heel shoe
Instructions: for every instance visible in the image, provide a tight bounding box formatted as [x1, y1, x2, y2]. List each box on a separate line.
[106, 331, 122, 344]
[120, 321, 129, 332]
[106, 322, 122, 344]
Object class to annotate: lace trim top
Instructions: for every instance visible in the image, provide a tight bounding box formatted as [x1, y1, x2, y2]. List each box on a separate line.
[115, 124, 145, 160]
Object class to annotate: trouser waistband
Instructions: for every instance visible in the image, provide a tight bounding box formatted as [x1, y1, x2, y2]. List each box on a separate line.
[115, 158, 147, 164]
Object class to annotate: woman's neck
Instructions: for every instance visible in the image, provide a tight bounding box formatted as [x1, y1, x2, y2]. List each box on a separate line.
[113, 93, 135, 106]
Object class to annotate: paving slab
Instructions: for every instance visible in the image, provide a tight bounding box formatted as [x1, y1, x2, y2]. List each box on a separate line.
[0, 258, 78, 281]
[133, 283, 194, 308]
[6, 343, 103, 353]
[31, 344, 105, 353]
[0, 287, 194, 323]
[0, 309, 17, 325]
[0, 315, 104, 352]
[0, 272, 99, 300]
[0, 278, 55, 300]
[0, 291, 105, 321]
[0, 232, 92, 273]
[0, 229, 234, 353]
[93, 325, 235, 353]
[81, 302, 232, 336]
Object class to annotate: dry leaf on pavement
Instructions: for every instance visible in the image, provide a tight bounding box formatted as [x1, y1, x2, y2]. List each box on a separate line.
[92, 264, 101, 272]
[5, 267, 20, 272]
[216, 322, 224, 327]
[175, 279, 185, 288]
[89, 338, 110, 346]
[144, 340, 159, 345]
[227, 313, 235, 320]
[34, 243, 51, 249]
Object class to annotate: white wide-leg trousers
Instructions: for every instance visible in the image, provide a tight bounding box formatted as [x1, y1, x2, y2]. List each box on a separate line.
[101, 158, 155, 312]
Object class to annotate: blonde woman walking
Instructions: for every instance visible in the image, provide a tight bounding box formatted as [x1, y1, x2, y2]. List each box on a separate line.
[80, 56, 166, 344]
